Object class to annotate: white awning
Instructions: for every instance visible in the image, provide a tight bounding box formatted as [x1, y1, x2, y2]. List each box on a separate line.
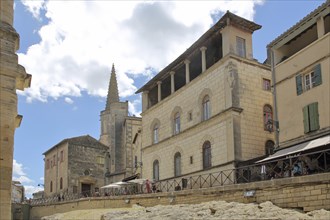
[257, 135, 330, 163]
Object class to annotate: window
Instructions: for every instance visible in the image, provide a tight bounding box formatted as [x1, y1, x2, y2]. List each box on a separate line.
[134, 156, 138, 168]
[188, 112, 193, 121]
[60, 178, 63, 190]
[153, 160, 159, 181]
[263, 79, 271, 91]
[50, 181, 53, 193]
[153, 124, 159, 144]
[202, 141, 212, 169]
[46, 159, 50, 169]
[296, 64, 322, 95]
[174, 152, 181, 177]
[265, 140, 275, 156]
[303, 102, 319, 133]
[60, 151, 64, 162]
[263, 105, 273, 132]
[236, 36, 246, 58]
[190, 156, 193, 164]
[174, 112, 181, 134]
[202, 95, 211, 121]
[97, 156, 105, 165]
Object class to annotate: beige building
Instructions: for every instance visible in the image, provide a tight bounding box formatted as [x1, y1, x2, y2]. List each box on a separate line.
[267, 1, 329, 149]
[43, 135, 108, 197]
[0, 0, 31, 218]
[136, 12, 274, 182]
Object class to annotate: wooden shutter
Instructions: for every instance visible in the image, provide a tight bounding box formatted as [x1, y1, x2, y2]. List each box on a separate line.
[309, 102, 320, 131]
[313, 64, 322, 86]
[303, 105, 309, 133]
[296, 75, 303, 95]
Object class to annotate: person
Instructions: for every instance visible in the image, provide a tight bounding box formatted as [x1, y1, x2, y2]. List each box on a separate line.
[175, 184, 181, 191]
[152, 183, 156, 193]
[292, 163, 302, 176]
[261, 165, 266, 180]
[146, 179, 151, 193]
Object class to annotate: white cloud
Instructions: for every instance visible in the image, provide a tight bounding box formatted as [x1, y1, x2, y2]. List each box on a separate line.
[13, 159, 26, 176]
[18, 1, 264, 102]
[12, 160, 32, 184]
[40, 177, 44, 181]
[129, 98, 142, 117]
[24, 185, 44, 199]
[64, 97, 74, 104]
[13, 175, 34, 184]
[12, 160, 39, 198]
[21, 0, 46, 19]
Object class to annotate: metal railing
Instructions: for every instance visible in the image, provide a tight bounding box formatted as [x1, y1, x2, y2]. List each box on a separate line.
[29, 148, 329, 206]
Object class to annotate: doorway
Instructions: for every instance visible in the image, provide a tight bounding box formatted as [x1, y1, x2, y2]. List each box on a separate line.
[81, 183, 91, 197]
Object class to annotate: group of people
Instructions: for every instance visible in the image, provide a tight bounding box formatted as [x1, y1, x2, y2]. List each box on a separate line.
[263, 155, 319, 179]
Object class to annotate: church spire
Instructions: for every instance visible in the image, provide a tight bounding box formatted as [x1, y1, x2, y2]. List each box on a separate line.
[105, 63, 119, 109]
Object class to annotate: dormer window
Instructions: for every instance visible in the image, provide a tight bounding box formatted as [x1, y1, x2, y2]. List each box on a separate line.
[236, 36, 246, 58]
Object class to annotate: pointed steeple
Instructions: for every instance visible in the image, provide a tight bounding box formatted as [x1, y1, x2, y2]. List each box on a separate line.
[105, 63, 119, 109]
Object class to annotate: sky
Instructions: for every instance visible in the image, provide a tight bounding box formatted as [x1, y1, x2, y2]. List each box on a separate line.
[11, 0, 325, 198]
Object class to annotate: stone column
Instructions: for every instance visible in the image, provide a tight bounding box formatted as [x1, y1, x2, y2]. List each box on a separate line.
[170, 71, 175, 94]
[317, 16, 325, 38]
[184, 59, 190, 84]
[200, 46, 207, 72]
[157, 81, 162, 102]
[0, 0, 31, 219]
[142, 91, 149, 112]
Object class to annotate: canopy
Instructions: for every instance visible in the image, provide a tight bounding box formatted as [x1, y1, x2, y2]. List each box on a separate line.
[257, 135, 330, 163]
[100, 184, 121, 189]
[122, 173, 139, 182]
[128, 179, 148, 184]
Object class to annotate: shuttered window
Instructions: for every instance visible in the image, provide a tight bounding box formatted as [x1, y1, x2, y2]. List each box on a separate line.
[296, 64, 322, 95]
[303, 102, 319, 133]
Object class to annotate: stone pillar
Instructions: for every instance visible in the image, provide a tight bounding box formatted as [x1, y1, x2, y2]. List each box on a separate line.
[157, 81, 162, 102]
[200, 46, 207, 72]
[317, 16, 325, 38]
[184, 60, 190, 84]
[170, 71, 175, 94]
[142, 91, 149, 112]
[0, 1, 31, 219]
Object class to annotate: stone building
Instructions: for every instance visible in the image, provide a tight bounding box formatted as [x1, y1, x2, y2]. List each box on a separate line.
[0, 0, 31, 218]
[136, 11, 274, 182]
[100, 65, 142, 183]
[265, 1, 329, 156]
[43, 135, 108, 197]
[11, 181, 25, 203]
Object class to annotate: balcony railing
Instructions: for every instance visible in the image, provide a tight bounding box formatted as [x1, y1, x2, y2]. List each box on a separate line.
[28, 148, 329, 206]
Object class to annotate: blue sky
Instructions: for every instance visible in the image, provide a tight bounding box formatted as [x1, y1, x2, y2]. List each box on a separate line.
[12, 0, 324, 197]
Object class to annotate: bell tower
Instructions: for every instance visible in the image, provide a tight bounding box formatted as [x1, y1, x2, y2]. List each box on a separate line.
[100, 64, 128, 180]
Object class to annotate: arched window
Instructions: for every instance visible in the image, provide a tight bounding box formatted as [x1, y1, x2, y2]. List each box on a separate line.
[50, 181, 53, 193]
[203, 141, 212, 169]
[153, 124, 159, 144]
[263, 105, 273, 132]
[174, 152, 181, 177]
[202, 95, 211, 121]
[153, 160, 159, 181]
[265, 140, 275, 156]
[60, 177, 63, 190]
[174, 112, 180, 134]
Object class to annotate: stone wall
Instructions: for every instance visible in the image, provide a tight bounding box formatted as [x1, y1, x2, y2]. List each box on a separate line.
[29, 173, 330, 220]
